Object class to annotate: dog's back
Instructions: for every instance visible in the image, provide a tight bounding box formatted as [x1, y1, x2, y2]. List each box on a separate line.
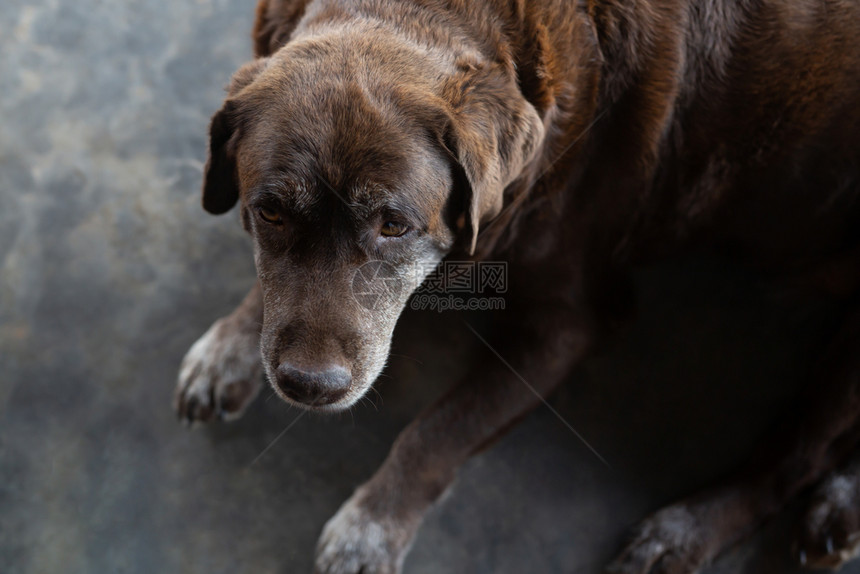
[537, 0, 860, 272]
[658, 0, 860, 267]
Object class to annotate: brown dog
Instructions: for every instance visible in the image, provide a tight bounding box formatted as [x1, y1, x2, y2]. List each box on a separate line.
[174, 0, 860, 572]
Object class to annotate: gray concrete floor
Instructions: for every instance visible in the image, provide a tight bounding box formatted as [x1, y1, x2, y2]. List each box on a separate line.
[1, 1, 857, 573]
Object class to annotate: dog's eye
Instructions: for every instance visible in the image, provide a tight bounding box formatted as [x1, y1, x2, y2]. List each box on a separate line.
[380, 221, 408, 237]
[257, 206, 283, 225]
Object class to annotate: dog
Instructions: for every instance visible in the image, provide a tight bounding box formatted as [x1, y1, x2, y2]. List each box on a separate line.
[174, 0, 860, 572]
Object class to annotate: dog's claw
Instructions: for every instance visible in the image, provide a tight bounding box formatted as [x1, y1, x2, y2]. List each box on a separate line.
[797, 465, 860, 569]
[186, 396, 199, 420]
[175, 317, 263, 425]
[606, 503, 716, 574]
[315, 487, 415, 574]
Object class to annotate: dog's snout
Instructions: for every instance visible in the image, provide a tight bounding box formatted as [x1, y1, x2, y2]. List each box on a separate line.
[274, 362, 351, 405]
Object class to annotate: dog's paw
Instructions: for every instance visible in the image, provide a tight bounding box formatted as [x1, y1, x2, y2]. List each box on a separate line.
[314, 489, 415, 574]
[174, 318, 263, 424]
[607, 504, 714, 574]
[797, 468, 860, 570]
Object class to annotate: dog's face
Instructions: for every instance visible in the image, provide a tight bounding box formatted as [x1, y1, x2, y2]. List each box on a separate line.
[201, 34, 544, 411]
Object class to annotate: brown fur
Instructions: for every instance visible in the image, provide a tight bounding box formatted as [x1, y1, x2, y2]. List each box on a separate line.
[175, 0, 860, 572]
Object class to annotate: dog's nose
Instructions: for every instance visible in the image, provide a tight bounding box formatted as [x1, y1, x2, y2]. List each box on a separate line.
[274, 362, 351, 405]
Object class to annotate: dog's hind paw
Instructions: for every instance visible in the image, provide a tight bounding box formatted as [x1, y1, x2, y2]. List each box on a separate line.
[174, 317, 263, 424]
[314, 488, 416, 574]
[797, 465, 860, 570]
[606, 503, 718, 574]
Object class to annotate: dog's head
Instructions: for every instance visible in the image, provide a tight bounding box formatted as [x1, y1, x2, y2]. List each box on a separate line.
[202, 31, 543, 411]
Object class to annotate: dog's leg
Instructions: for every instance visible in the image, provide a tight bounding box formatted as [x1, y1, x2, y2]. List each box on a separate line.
[608, 303, 860, 574]
[175, 281, 264, 424]
[314, 302, 593, 574]
[799, 448, 860, 569]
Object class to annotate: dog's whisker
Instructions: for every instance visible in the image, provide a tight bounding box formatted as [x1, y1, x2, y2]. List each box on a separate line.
[336, 399, 361, 428]
[369, 386, 383, 408]
[462, 320, 610, 469]
[248, 407, 309, 467]
[388, 353, 425, 365]
[359, 392, 380, 412]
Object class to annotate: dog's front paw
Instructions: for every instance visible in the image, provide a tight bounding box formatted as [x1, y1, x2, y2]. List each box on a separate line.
[174, 317, 263, 424]
[797, 467, 860, 570]
[315, 489, 416, 574]
[607, 504, 715, 574]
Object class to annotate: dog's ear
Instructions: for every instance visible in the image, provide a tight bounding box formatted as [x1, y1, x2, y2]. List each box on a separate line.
[442, 63, 545, 254]
[202, 58, 270, 214]
[202, 101, 240, 214]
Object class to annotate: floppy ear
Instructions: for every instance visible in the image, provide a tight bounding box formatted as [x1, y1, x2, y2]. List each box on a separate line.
[202, 101, 240, 214]
[201, 58, 270, 215]
[443, 64, 545, 254]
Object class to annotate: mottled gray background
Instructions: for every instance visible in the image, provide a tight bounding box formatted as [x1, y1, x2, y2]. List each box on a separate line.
[0, 1, 854, 573]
